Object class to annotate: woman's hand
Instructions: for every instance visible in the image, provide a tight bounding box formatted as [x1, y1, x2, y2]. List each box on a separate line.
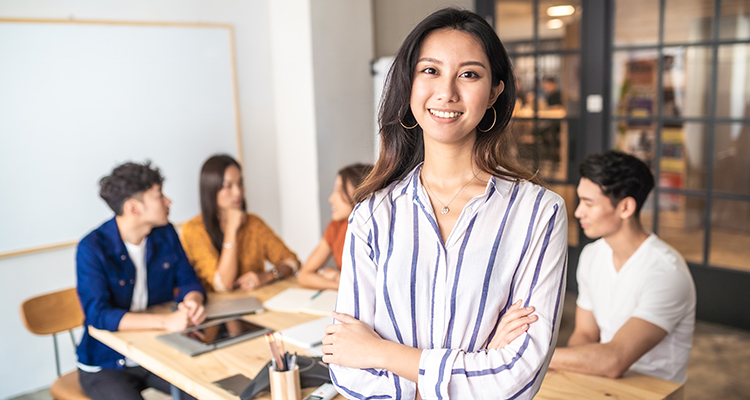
[223, 208, 246, 233]
[234, 270, 273, 290]
[319, 268, 341, 283]
[487, 300, 538, 350]
[322, 311, 384, 369]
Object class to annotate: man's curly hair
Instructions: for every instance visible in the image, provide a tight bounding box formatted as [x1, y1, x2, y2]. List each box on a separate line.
[99, 161, 164, 215]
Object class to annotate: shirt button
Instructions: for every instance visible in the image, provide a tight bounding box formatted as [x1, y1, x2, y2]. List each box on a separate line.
[119, 280, 125, 286]
[120, 255, 127, 261]
[130, 279, 135, 284]
[118, 359, 125, 365]
[163, 262, 170, 269]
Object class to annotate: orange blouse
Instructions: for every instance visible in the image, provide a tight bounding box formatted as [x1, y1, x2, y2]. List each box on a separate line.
[180, 213, 298, 291]
[322, 219, 348, 269]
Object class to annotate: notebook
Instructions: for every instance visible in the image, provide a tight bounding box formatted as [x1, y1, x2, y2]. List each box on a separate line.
[279, 317, 330, 357]
[262, 288, 338, 316]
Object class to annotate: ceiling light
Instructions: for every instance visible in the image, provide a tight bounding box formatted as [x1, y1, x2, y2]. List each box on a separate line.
[547, 5, 575, 17]
[547, 19, 564, 29]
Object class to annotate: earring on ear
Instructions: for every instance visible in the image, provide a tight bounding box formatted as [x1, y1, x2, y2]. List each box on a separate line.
[477, 106, 497, 133]
[398, 108, 419, 130]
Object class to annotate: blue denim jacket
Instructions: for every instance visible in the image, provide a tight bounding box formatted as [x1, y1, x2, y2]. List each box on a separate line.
[76, 217, 205, 369]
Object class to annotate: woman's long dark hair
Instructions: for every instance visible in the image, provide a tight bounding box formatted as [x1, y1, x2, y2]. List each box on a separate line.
[199, 154, 247, 253]
[354, 8, 539, 203]
[338, 163, 374, 207]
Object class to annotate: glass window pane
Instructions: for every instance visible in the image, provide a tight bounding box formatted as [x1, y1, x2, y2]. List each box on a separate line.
[714, 124, 750, 196]
[664, 46, 712, 118]
[664, 0, 715, 44]
[658, 195, 706, 265]
[614, 125, 657, 169]
[512, 56, 535, 118]
[496, 0, 533, 49]
[661, 123, 708, 191]
[720, 0, 750, 41]
[613, 49, 659, 118]
[540, 0, 581, 50]
[614, 0, 660, 46]
[514, 119, 568, 182]
[716, 44, 750, 119]
[536, 55, 580, 118]
[710, 199, 750, 271]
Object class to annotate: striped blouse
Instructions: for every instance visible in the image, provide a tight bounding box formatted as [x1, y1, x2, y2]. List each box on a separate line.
[330, 165, 568, 400]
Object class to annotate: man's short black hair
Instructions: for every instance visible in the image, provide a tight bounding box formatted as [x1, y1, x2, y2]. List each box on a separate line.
[99, 161, 164, 216]
[579, 150, 654, 216]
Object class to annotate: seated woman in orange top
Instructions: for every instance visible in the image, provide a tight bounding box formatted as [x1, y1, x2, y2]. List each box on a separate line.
[297, 163, 372, 290]
[181, 154, 299, 292]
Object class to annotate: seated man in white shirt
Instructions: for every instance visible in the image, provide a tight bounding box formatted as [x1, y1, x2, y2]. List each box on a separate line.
[549, 150, 696, 383]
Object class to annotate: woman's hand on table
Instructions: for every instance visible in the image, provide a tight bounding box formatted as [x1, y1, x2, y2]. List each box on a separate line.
[319, 268, 341, 283]
[487, 299, 537, 350]
[234, 270, 273, 290]
[322, 311, 385, 369]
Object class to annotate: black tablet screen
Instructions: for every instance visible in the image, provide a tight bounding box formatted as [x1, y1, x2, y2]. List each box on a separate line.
[182, 319, 266, 345]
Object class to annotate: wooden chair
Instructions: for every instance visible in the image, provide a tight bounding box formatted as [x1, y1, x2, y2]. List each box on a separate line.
[20, 288, 90, 400]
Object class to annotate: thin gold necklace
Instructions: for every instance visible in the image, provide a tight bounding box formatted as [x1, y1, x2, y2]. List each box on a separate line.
[421, 170, 478, 215]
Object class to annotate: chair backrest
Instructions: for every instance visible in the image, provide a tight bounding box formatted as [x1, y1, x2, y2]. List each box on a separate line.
[20, 288, 84, 335]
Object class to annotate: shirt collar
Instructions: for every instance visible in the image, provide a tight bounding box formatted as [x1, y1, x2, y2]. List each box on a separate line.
[401, 163, 516, 205]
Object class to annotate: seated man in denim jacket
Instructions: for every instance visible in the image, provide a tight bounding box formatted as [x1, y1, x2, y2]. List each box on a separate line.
[76, 161, 206, 400]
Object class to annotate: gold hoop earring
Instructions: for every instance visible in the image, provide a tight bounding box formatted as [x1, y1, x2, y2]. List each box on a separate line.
[477, 106, 497, 133]
[399, 118, 419, 130]
[399, 108, 419, 130]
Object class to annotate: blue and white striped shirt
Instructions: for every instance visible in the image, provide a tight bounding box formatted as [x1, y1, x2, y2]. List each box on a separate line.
[331, 164, 568, 400]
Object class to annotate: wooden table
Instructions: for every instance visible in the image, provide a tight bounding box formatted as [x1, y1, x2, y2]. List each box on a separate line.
[90, 278, 683, 400]
[537, 369, 683, 400]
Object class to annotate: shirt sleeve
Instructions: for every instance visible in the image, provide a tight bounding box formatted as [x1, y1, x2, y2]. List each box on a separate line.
[632, 263, 695, 334]
[575, 244, 593, 311]
[417, 197, 568, 400]
[330, 202, 410, 399]
[180, 219, 220, 290]
[168, 225, 206, 302]
[76, 240, 127, 332]
[254, 216, 299, 266]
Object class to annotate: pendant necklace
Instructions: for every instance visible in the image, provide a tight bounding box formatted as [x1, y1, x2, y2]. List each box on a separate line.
[422, 170, 478, 215]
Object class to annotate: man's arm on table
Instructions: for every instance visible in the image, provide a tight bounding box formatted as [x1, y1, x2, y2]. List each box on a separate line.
[549, 306, 667, 378]
[118, 290, 206, 332]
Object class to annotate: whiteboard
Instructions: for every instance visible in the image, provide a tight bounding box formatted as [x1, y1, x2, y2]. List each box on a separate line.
[0, 20, 241, 256]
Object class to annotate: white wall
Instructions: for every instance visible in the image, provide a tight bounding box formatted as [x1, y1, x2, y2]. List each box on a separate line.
[311, 0, 376, 226]
[0, 1, 279, 398]
[372, 0, 473, 59]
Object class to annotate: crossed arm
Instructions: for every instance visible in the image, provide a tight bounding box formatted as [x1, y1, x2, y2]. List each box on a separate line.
[322, 300, 538, 383]
[548, 306, 667, 378]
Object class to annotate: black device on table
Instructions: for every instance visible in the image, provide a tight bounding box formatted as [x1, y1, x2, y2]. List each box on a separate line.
[239, 355, 332, 400]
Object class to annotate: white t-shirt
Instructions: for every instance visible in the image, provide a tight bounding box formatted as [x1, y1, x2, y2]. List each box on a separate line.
[576, 234, 696, 383]
[124, 239, 148, 312]
[123, 238, 148, 368]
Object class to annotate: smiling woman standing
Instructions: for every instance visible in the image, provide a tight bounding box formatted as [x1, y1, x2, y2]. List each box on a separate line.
[181, 155, 299, 292]
[322, 8, 568, 400]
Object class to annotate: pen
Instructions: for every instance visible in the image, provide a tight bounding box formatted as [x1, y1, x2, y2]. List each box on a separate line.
[311, 290, 323, 300]
[274, 332, 286, 355]
[265, 333, 285, 371]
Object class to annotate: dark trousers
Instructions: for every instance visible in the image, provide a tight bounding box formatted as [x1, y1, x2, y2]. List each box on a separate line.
[78, 367, 197, 400]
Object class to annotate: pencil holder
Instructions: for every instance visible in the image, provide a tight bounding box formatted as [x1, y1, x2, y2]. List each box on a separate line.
[269, 364, 301, 400]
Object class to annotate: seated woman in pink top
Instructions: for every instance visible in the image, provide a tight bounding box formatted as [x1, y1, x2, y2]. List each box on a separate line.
[297, 163, 372, 290]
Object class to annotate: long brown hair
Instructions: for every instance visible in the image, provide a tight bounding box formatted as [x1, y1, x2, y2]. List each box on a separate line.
[338, 163, 374, 207]
[199, 154, 247, 253]
[354, 8, 539, 204]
